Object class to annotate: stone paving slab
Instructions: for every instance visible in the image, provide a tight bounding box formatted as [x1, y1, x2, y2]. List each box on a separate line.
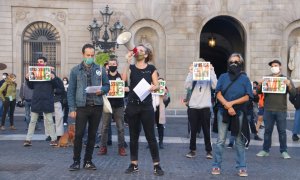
[0, 140, 300, 180]
[1, 108, 300, 179]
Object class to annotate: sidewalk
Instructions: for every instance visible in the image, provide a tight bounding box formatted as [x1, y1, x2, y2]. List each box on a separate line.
[0, 107, 300, 180]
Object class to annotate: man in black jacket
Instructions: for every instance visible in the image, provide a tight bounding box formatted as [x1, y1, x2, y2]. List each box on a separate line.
[24, 57, 59, 147]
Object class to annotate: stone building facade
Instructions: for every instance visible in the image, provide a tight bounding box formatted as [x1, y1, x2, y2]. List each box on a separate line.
[1, 0, 300, 114]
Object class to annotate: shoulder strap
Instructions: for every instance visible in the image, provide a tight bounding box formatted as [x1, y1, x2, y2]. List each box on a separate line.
[222, 73, 242, 96]
[191, 81, 197, 92]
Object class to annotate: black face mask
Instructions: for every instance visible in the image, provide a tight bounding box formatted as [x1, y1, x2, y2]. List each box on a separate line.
[228, 63, 242, 80]
[228, 63, 242, 75]
[108, 66, 117, 72]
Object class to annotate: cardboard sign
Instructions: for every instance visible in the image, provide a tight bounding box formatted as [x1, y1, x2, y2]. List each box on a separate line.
[28, 66, 52, 81]
[107, 80, 125, 98]
[152, 80, 166, 95]
[262, 76, 287, 94]
[192, 62, 210, 81]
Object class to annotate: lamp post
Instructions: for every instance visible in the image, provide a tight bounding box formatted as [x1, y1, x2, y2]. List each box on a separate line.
[88, 5, 124, 52]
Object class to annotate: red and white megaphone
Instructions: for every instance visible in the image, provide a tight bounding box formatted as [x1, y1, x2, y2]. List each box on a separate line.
[116, 32, 135, 51]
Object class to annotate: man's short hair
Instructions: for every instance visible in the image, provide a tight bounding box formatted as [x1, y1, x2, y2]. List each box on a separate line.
[2, 73, 8, 76]
[82, 43, 95, 54]
[109, 58, 118, 64]
[37, 56, 47, 62]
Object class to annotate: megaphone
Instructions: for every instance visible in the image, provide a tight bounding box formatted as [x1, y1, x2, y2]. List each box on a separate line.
[117, 32, 135, 51]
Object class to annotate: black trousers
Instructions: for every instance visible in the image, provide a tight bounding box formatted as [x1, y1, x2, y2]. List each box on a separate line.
[1, 98, 16, 126]
[126, 103, 160, 162]
[73, 106, 102, 162]
[188, 107, 212, 152]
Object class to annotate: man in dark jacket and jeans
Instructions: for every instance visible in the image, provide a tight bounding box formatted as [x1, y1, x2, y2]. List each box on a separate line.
[68, 44, 110, 171]
[24, 56, 59, 147]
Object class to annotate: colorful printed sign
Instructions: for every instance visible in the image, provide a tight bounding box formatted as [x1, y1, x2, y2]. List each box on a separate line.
[262, 76, 287, 94]
[28, 66, 52, 81]
[192, 62, 210, 81]
[107, 80, 125, 98]
[152, 80, 166, 95]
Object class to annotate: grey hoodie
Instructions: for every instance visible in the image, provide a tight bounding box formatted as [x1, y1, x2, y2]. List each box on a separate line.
[184, 68, 217, 109]
[19, 82, 33, 101]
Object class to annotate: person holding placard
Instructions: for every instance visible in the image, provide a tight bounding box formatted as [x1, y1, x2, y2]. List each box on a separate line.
[256, 59, 296, 159]
[98, 57, 127, 156]
[152, 77, 170, 149]
[122, 45, 164, 176]
[184, 61, 217, 159]
[23, 57, 59, 147]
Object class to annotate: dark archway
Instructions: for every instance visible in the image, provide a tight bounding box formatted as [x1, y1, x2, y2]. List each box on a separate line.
[200, 16, 246, 77]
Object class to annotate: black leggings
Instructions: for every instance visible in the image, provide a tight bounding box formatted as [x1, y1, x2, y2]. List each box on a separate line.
[1, 98, 16, 126]
[155, 106, 164, 129]
[126, 103, 160, 162]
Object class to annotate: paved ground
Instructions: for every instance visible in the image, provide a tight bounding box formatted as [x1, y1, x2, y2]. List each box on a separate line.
[0, 107, 300, 180]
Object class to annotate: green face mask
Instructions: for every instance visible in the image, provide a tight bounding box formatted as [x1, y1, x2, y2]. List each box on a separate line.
[83, 57, 94, 65]
[135, 53, 145, 61]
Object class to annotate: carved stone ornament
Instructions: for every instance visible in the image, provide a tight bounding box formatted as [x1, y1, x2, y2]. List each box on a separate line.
[56, 11, 66, 24]
[16, 10, 29, 22]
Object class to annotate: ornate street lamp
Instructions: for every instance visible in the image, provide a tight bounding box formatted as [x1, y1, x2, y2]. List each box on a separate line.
[88, 5, 124, 52]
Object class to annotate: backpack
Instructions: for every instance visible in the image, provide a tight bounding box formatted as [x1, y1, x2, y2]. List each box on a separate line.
[289, 92, 300, 109]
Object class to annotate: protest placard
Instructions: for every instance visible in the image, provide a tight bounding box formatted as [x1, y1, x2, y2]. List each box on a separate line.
[107, 80, 125, 98]
[192, 62, 210, 81]
[28, 66, 52, 81]
[152, 80, 166, 95]
[262, 76, 287, 94]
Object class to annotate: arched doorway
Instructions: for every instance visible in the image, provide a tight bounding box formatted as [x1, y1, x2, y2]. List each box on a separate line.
[22, 21, 61, 79]
[200, 16, 246, 77]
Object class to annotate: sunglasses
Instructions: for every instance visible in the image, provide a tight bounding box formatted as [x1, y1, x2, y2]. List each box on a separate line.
[229, 61, 240, 64]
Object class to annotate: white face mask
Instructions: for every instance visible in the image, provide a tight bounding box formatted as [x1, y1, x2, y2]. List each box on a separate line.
[63, 80, 67, 85]
[2, 75, 6, 79]
[271, 66, 280, 74]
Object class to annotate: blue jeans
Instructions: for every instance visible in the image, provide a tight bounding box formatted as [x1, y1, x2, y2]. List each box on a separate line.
[263, 111, 287, 153]
[293, 109, 300, 134]
[0, 100, 3, 119]
[212, 110, 246, 170]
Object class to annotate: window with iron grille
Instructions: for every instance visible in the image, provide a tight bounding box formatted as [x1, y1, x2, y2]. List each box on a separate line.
[22, 21, 61, 78]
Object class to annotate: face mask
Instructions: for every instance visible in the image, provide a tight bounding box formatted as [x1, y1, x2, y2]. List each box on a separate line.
[228, 63, 242, 75]
[83, 57, 94, 65]
[2, 75, 6, 79]
[271, 66, 280, 74]
[63, 80, 67, 85]
[109, 66, 117, 72]
[134, 53, 145, 61]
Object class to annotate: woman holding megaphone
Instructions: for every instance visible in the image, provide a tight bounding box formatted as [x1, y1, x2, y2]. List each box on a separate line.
[122, 45, 164, 176]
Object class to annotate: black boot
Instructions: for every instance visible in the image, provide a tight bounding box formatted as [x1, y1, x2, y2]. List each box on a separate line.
[158, 126, 164, 149]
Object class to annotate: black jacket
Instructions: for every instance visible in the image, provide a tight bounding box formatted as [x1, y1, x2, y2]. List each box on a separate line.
[26, 75, 59, 113]
[53, 77, 65, 103]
